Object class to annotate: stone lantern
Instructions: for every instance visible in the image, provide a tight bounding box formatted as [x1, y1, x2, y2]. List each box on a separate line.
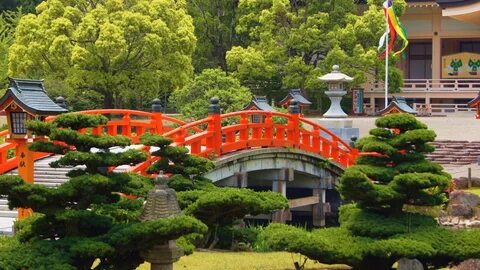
[139, 172, 183, 270]
[0, 78, 67, 218]
[319, 65, 353, 118]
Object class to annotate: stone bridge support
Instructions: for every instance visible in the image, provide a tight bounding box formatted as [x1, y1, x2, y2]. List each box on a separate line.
[207, 148, 344, 227]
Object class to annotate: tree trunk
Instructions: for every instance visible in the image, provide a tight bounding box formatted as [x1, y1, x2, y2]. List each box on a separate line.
[104, 92, 114, 109]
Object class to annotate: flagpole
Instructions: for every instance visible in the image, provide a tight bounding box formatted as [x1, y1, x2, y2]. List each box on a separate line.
[385, 1, 389, 109]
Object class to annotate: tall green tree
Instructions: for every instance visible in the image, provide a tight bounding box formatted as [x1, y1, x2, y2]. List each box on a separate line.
[187, 0, 241, 71]
[227, 0, 405, 100]
[0, 113, 207, 269]
[0, 9, 22, 91]
[170, 68, 252, 120]
[8, 0, 196, 109]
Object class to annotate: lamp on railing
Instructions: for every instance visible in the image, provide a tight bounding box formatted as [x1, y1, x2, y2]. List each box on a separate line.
[319, 65, 353, 118]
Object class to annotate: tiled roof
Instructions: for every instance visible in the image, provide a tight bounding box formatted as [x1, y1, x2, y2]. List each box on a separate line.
[279, 89, 312, 106]
[378, 96, 417, 115]
[244, 96, 276, 112]
[0, 78, 68, 115]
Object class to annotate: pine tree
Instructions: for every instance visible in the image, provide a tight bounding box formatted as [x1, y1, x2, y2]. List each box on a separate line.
[339, 113, 451, 212]
[0, 113, 207, 269]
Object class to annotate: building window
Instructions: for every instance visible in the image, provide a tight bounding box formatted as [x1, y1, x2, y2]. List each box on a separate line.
[10, 112, 27, 134]
[460, 42, 480, 54]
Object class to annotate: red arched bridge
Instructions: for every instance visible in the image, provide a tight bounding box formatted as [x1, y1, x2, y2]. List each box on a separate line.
[0, 100, 358, 175]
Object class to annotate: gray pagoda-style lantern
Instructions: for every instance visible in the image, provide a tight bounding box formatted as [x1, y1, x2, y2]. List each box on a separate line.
[319, 65, 353, 118]
[139, 172, 183, 270]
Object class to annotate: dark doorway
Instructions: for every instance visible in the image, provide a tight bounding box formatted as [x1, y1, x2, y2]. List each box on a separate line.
[408, 43, 432, 79]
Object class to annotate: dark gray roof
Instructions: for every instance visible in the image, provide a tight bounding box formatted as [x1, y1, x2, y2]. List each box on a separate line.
[0, 78, 68, 115]
[378, 96, 417, 115]
[244, 96, 277, 112]
[279, 89, 312, 106]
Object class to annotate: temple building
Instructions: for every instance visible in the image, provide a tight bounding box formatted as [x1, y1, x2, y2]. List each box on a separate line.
[362, 0, 480, 115]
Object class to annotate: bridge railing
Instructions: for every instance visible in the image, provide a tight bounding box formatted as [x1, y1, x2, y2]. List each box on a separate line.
[0, 109, 193, 174]
[157, 99, 358, 169]
[46, 109, 198, 144]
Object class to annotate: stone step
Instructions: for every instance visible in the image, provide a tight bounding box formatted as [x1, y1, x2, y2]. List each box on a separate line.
[34, 178, 69, 183]
[0, 205, 11, 211]
[0, 211, 17, 218]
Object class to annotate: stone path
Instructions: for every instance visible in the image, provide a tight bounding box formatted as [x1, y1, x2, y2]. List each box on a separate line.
[310, 111, 479, 141]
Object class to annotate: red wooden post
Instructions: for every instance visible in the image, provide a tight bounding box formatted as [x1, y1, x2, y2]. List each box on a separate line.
[122, 113, 131, 137]
[264, 113, 273, 142]
[287, 101, 300, 147]
[151, 98, 163, 134]
[207, 97, 222, 156]
[312, 126, 320, 152]
[239, 114, 249, 142]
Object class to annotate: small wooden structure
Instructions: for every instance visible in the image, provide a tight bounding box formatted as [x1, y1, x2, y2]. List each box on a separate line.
[377, 96, 417, 116]
[468, 92, 480, 119]
[278, 89, 312, 114]
[0, 78, 67, 218]
[243, 96, 276, 123]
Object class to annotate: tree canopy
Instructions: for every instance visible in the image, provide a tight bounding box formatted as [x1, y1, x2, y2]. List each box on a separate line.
[8, 0, 196, 109]
[170, 68, 252, 120]
[226, 0, 406, 99]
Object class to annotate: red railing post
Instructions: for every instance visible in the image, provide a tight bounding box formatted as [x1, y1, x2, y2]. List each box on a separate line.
[151, 98, 163, 134]
[287, 101, 300, 147]
[122, 113, 131, 137]
[264, 113, 273, 143]
[207, 97, 222, 156]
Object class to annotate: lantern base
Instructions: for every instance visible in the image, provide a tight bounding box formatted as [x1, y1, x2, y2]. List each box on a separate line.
[323, 90, 348, 118]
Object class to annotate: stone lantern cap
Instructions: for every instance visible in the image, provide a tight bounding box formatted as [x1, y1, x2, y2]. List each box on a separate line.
[318, 65, 354, 83]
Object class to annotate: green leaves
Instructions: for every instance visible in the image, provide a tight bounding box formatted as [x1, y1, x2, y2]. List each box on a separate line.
[170, 68, 253, 120]
[340, 113, 450, 211]
[9, 0, 196, 109]
[179, 188, 288, 227]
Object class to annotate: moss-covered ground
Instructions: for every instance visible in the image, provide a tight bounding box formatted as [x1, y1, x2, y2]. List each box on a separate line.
[136, 251, 351, 270]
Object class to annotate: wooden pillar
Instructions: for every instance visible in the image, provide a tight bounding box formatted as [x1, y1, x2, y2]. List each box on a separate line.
[432, 10, 442, 81]
[15, 140, 34, 219]
[312, 188, 326, 227]
[207, 97, 222, 156]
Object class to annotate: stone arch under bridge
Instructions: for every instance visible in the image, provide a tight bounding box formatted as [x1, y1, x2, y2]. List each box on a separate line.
[206, 148, 345, 227]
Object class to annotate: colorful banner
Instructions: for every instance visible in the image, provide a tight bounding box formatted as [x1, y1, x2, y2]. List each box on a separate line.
[352, 89, 364, 115]
[442, 52, 480, 78]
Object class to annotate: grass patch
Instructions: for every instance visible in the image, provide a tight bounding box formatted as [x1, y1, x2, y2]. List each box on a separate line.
[464, 187, 480, 196]
[136, 251, 351, 270]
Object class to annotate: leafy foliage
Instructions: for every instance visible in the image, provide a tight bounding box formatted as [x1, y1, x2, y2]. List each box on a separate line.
[170, 68, 252, 120]
[226, 0, 406, 101]
[339, 113, 451, 211]
[8, 0, 196, 109]
[0, 114, 207, 269]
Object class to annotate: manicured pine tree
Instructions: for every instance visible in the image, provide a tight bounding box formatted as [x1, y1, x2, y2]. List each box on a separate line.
[0, 113, 207, 270]
[339, 113, 451, 212]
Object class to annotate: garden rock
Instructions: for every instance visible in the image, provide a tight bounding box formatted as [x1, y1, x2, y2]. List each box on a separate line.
[453, 177, 480, 189]
[397, 258, 423, 270]
[447, 191, 480, 218]
[457, 259, 480, 270]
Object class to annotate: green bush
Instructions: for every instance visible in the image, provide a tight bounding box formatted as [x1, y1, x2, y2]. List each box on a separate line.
[339, 204, 438, 238]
